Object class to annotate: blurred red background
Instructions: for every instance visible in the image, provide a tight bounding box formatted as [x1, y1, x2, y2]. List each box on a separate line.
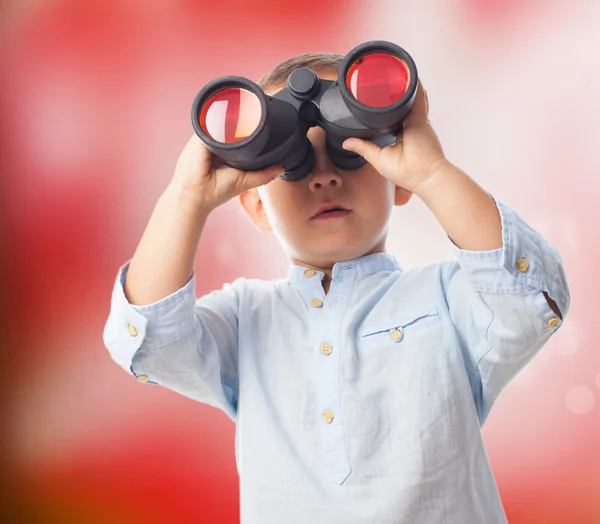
[2, 0, 599, 522]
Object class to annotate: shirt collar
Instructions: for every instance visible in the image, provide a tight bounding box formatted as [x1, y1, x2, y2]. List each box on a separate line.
[287, 252, 402, 284]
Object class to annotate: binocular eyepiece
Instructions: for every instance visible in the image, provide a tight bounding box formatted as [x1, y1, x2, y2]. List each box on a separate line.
[191, 40, 418, 181]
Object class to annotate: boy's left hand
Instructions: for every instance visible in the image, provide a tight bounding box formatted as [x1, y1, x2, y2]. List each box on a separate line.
[342, 79, 447, 194]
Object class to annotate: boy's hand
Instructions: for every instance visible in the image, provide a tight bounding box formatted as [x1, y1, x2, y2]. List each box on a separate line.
[342, 79, 448, 194]
[169, 135, 285, 212]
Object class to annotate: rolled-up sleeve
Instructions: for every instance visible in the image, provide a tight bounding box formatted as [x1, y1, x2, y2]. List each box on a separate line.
[445, 198, 571, 423]
[102, 260, 241, 419]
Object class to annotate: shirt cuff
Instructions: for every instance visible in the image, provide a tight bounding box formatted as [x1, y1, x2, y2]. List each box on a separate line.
[451, 198, 570, 316]
[103, 260, 197, 373]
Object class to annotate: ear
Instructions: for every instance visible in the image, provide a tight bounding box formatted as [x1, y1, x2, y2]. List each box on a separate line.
[394, 186, 413, 207]
[238, 188, 273, 233]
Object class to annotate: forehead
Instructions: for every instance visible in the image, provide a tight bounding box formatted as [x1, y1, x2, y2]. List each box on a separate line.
[263, 68, 338, 96]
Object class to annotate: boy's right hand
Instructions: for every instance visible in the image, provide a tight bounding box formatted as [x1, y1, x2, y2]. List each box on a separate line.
[169, 134, 285, 212]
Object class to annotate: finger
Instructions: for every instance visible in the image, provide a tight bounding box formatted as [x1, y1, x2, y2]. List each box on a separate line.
[188, 133, 211, 158]
[239, 164, 285, 192]
[403, 79, 429, 128]
[342, 138, 383, 172]
[173, 134, 213, 183]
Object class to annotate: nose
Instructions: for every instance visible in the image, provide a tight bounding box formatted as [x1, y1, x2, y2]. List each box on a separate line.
[307, 127, 343, 192]
[309, 168, 343, 192]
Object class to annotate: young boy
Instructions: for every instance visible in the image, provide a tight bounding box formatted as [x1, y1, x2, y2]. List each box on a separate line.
[103, 52, 570, 523]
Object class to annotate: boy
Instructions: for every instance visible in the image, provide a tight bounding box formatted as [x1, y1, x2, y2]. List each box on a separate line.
[103, 52, 570, 523]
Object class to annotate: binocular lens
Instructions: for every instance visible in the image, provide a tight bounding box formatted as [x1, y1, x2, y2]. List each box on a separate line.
[192, 41, 418, 180]
[199, 87, 262, 143]
[346, 52, 410, 108]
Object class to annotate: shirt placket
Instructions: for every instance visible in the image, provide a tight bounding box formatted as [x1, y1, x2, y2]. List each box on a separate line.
[302, 268, 353, 485]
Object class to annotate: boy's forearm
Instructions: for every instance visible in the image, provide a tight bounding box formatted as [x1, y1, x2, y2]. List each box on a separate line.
[417, 160, 564, 317]
[414, 160, 503, 251]
[124, 184, 211, 306]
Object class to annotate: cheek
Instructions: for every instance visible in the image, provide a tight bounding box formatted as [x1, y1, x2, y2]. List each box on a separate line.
[354, 174, 395, 209]
[260, 184, 305, 228]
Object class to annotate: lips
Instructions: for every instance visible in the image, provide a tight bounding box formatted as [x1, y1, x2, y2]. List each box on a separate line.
[312, 202, 351, 219]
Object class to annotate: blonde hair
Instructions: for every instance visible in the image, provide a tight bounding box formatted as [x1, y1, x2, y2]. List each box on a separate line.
[256, 52, 344, 91]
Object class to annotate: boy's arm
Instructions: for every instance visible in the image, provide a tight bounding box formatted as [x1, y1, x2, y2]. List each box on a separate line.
[103, 135, 283, 416]
[434, 188, 571, 423]
[103, 257, 241, 418]
[102, 185, 240, 417]
[415, 159, 564, 316]
[342, 76, 564, 316]
[102, 182, 210, 377]
[122, 184, 210, 307]
[342, 79, 569, 421]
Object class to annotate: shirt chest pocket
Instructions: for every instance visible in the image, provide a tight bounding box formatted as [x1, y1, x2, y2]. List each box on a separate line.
[356, 308, 442, 352]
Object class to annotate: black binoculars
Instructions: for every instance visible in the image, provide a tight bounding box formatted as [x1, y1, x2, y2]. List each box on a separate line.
[191, 40, 418, 181]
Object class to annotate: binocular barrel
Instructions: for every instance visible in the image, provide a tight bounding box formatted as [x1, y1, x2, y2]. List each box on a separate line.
[192, 40, 418, 181]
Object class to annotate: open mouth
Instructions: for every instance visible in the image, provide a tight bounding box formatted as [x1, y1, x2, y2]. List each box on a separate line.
[312, 204, 352, 219]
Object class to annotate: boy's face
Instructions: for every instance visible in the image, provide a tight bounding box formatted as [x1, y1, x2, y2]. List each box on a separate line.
[239, 70, 411, 270]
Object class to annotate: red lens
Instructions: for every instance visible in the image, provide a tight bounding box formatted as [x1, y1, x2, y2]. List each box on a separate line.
[199, 87, 262, 143]
[346, 53, 410, 108]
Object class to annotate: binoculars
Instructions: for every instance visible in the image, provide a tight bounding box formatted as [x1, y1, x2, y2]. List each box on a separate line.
[191, 40, 418, 181]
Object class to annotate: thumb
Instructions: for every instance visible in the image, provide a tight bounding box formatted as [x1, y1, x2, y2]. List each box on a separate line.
[342, 138, 382, 172]
[239, 164, 285, 192]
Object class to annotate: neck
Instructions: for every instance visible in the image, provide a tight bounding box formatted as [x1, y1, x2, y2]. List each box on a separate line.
[291, 243, 387, 294]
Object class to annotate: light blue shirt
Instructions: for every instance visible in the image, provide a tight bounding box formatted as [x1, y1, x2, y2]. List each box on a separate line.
[103, 199, 570, 523]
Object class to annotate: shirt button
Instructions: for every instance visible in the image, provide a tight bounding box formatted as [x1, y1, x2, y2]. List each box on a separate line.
[137, 375, 149, 383]
[390, 328, 404, 341]
[516, 258, 529, 273]
[321, 410, 335, 424]
[548, 317, 561, 328]
[309, 297, 323, 308]
[319, 342, 333, 355]
[304, 269, 316, 278]
[127, 323, 138, 337]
